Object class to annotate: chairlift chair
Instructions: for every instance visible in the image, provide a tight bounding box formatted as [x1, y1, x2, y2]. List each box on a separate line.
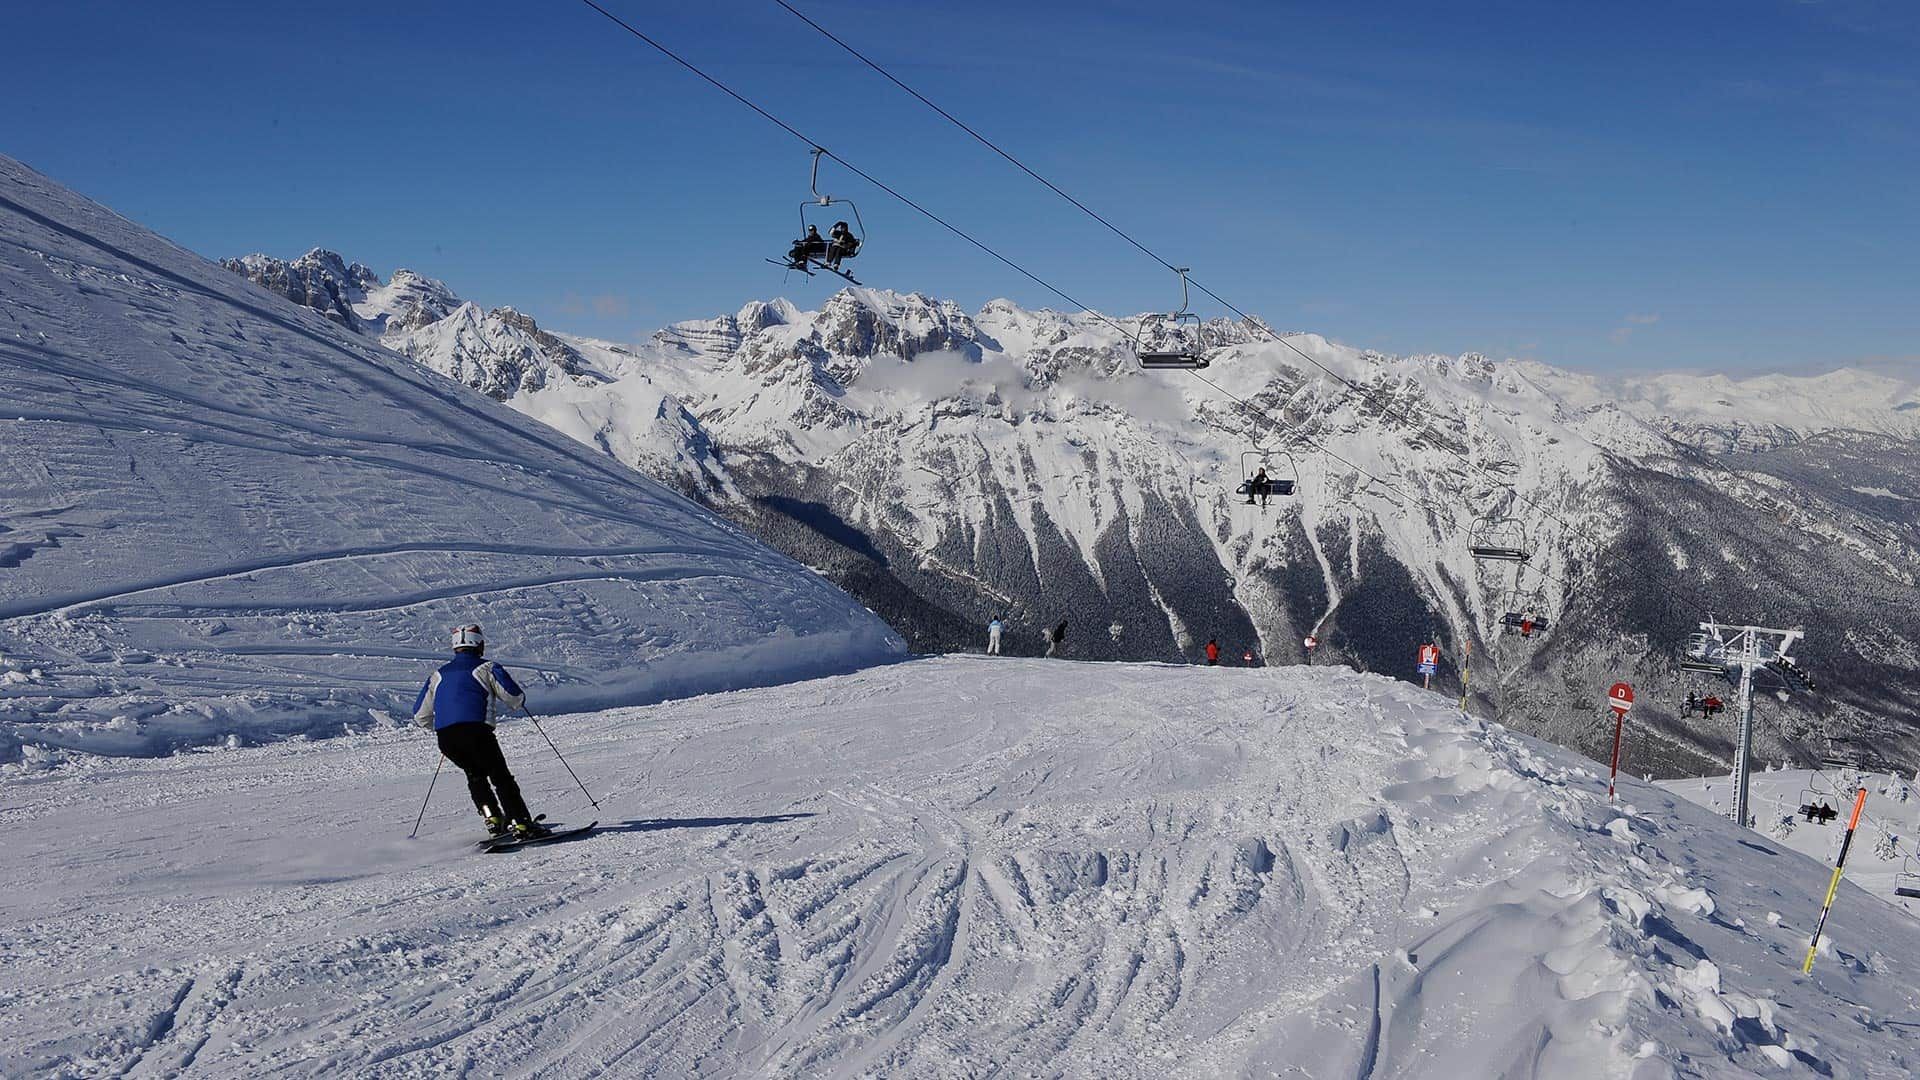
[1235, 449, 1297, 505]
[1467, 515, 1531, 562]
[1896, 854, 1920, 900]
[1796, 783, 1839, 824]
[1135, 268, 1211, 370]
[1499, 577, 1552, 638]
[770, 149, 866, 284]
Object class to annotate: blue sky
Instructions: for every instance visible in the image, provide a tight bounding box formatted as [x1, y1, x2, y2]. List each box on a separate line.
[6, 0, 1915, 372]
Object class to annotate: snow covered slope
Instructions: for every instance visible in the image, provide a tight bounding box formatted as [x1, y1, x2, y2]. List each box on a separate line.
[0, 156, 902, 762]
[1664, 766, 1920, 917]
[5, 658, 1917, 1077]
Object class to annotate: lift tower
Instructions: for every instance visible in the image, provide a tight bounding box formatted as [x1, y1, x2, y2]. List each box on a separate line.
[1682, 621, 1813, 828]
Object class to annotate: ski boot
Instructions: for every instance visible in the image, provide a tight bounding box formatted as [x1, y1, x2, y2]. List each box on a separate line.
[511, 819, 552, 841]
[480, 808, 509, 838]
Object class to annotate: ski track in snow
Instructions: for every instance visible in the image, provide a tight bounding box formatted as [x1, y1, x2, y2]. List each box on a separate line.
[5, 658, 1918, 1078]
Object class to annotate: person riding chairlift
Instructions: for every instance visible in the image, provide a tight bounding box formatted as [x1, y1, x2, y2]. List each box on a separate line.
[787, 225, 828, 268]
[1244, 467, 1272, 507]
[825, 221, 860, 270]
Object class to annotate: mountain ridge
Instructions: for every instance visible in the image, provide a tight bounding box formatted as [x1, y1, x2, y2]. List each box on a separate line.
[223, 248, 1920, 775]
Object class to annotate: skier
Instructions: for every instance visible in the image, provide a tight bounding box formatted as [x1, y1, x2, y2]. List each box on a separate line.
[1245, 467, 1272, 507]
[1243, 649, 1257, 666]
[1685, 690, 1699, 717]
[1703, 694, 1724, 718]
[413, 625, 546, 840]
[987, 615, 1004, 656]
[787, 225, 827, 268]
[1205, 638, 1221, 666]
[1045, 618, 1067, 658]
[825, 221, 860, 270]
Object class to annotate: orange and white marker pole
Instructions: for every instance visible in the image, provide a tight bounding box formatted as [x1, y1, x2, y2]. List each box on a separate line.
[1803, 787, 1870, 974]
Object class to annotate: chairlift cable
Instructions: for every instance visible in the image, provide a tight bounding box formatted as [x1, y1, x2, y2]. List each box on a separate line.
[575, 0, 1139, 348]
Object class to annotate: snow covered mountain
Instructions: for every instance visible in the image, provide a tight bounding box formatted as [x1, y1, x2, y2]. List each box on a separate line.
[0, 156, 903, 763]
[7, 658, 1919, 1076]
[222, 259, 1920, 778]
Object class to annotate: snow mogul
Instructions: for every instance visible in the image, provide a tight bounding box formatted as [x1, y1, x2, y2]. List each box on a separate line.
[412, 625, 548, 840]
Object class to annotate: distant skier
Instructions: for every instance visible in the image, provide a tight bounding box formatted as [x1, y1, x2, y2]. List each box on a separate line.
[825, 221, 860, 270]
[1685, 690, 1699, 717]
[1045, 619, 1067, 658]
[1205, 638, 1221, 666]
[987, 616, 1004, 656]
[1243, 649, 1257, 666]
[786, 225, 827, 268]
[413, 625, 546, 840]
[1245, 467, 1272, 507]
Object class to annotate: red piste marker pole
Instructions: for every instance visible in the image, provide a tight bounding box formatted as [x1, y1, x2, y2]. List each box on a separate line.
[1803, 787, 1871, 974]
[1606, 682, 1634, 801]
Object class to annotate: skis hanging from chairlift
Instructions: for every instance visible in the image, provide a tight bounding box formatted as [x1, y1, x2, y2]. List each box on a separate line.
[771, 148, 866, 284]
[1135, 268, 1211, 369]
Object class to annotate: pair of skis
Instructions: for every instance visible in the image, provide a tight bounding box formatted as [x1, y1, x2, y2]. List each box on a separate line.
[476, 817, 598, 854]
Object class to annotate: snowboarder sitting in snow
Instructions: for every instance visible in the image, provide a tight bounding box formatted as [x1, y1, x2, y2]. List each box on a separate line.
[825, 221, 860, 270]
[787, 225, 828, 268]
[414, 625, 547, 840]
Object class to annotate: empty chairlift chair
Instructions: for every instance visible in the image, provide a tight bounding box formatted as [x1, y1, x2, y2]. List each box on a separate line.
[1468, 515, 1531, 562]
[1135, 268, 1211, 370]
[1896, 855, 1920, 900]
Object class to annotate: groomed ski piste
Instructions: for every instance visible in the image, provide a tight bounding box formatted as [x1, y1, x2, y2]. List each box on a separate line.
[6, 657, 1920, 1077]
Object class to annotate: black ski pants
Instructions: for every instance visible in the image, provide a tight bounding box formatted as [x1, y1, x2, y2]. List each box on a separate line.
[436, 722, 532, 824]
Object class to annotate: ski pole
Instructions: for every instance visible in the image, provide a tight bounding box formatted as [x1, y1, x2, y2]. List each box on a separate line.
[520, 705, 601, 809]
[409, 755, 444, 839]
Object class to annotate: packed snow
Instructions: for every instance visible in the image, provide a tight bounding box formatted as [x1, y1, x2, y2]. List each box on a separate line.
[5, 658, 1918, 1077]
[0, 154, 903, 764]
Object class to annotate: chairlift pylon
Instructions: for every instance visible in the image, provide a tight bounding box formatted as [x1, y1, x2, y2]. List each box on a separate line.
[770, 148, 866, 284]
[1135, 268, 1210, 370]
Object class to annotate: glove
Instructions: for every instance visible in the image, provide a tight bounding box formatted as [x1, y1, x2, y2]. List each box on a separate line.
[415, 713, 434, 731]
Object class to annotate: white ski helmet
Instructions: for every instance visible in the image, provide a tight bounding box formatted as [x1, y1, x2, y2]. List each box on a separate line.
[450, 624, 485, 650]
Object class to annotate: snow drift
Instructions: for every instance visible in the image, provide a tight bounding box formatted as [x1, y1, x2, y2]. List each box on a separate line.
[0, 155, 903, 762]
[4, 658, 1916, 1076]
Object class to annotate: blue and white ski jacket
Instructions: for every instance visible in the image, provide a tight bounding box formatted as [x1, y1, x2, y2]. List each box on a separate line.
[413, 652, 526, 731]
